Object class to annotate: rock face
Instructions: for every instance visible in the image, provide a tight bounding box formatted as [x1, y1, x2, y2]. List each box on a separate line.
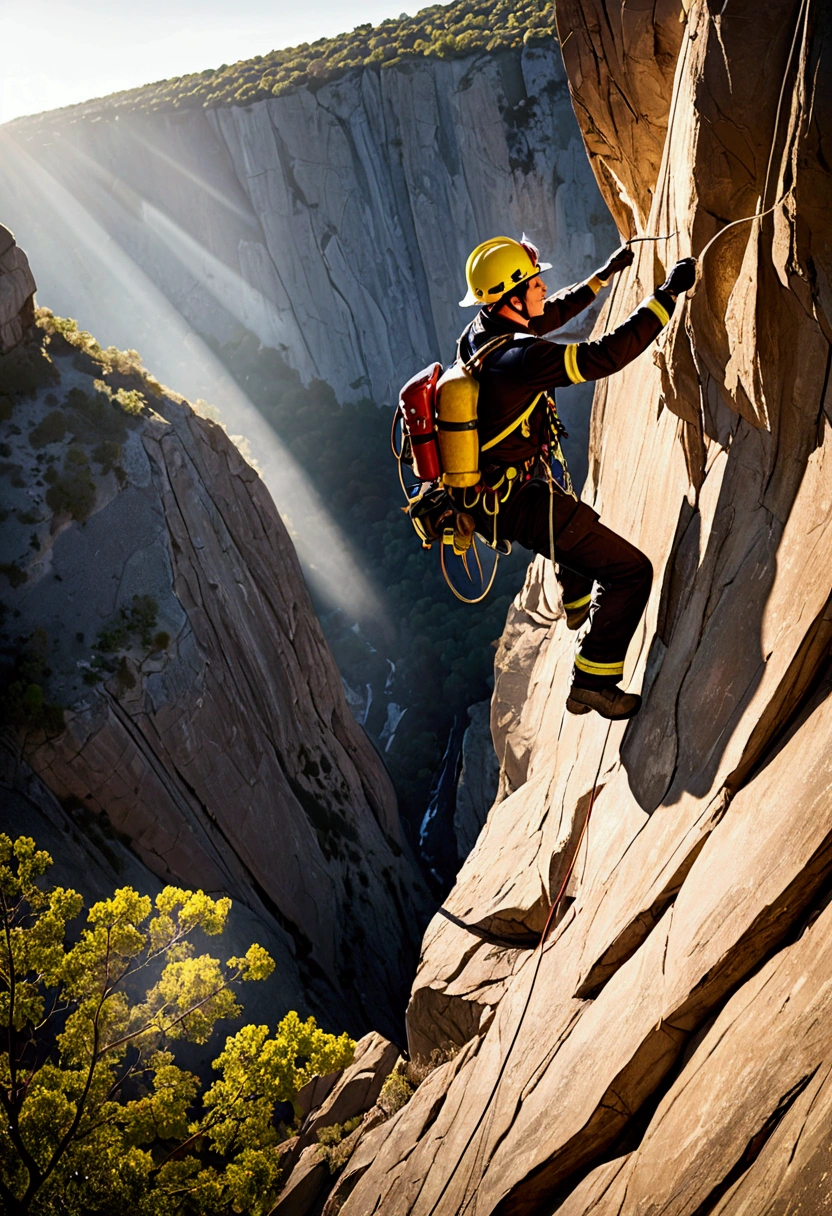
[452, 700, 500, 863]
[326, 0, 832, 1211]
[0, 225, 36, 352]
[269, 1030, 400, 1216]
[0, 44, 616, 407]
[0, 291, 429, 1040]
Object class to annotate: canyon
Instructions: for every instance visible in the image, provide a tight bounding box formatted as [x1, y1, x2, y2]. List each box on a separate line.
[2, 0, 831, 1209]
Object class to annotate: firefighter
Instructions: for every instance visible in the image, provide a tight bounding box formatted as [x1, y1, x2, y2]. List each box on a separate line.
[455, 236, 697, 719]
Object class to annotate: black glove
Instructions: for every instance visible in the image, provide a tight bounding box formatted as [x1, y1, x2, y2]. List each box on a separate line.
[660, 257, 697, 297]
[595, 244, 634, 282]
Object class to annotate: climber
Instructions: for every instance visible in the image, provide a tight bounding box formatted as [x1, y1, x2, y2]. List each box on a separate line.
[455, 236, 697, 719]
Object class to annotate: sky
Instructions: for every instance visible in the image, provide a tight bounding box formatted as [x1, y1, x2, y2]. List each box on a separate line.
[0, 0, 447, 125]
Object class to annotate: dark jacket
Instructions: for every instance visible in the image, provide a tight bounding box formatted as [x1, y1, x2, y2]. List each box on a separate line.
[458, 282, 675, 466]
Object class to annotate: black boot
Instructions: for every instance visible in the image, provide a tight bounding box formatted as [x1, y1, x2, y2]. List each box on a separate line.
[566, 684, 642, 719]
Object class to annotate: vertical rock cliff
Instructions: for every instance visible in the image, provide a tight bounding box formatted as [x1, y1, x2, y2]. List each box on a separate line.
[0, 43, 615, 407]
[0, 229, 429, 1040]
[311, 0, 832, 1210]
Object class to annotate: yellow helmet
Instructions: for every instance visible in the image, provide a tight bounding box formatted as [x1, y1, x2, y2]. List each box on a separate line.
[459, 236, 552, 307]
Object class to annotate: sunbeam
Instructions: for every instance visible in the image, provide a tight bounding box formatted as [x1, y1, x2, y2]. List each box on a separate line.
[0, 128, 386, 626]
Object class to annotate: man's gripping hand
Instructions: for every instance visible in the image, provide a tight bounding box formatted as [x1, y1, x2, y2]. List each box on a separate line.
[660, 257, 697, 297]
[595, 244, 635, 283]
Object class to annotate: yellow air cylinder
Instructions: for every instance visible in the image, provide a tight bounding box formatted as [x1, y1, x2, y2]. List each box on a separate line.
[436, 363, 480, 488]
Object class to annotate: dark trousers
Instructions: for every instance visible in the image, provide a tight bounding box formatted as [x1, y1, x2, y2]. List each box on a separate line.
[460, 479, 653, 689]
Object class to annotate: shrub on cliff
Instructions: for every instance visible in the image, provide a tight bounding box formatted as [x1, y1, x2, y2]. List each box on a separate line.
[0, 835, 355, 1215]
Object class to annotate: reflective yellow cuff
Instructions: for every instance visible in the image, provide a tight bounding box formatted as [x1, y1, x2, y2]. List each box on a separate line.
[587, 275, 607, 294]
[646, 296, 671, 327]
[564, 344, 586, 384]
[574, 654, 625, 676]
[563, 593, 592, 610]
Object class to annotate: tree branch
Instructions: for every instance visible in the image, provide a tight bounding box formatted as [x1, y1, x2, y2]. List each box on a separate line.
[101, 967, 243, 1057]
[22, 927, 113, 1209]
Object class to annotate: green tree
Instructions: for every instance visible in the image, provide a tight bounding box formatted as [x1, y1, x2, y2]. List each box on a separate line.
[0, 836, 355, 1215]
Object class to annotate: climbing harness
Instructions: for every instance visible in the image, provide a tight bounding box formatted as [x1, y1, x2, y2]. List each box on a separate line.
[427, 721, 613, 1216]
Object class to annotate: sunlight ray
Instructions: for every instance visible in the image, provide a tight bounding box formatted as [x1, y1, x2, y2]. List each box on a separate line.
[0, 130, 386, 625]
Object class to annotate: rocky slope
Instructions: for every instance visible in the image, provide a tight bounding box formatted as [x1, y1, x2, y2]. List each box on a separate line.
[0, 42, 615, 409]
[0, 228, 429, 1040]
[289, 0, 831, 1210]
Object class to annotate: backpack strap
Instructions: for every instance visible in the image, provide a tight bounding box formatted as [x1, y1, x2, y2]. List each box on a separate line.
[457, 329, 543, 452]
[461, 333, 514, 374]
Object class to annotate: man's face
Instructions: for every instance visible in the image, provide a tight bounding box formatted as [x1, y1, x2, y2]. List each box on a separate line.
[517, 274, 547, 317]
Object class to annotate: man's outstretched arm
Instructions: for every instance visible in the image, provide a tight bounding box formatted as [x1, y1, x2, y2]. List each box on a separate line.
[529, 245, 635, 336]
[561, 258, 696, 383]
[511, 258, 697, 390]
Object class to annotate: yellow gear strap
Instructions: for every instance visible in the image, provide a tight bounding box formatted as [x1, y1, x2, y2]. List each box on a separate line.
[481, 392, 544, 452]
[564, 344, 585, 384]
[646, 296, 670, 327]
[574, 654, 625, 676]
[563, 593, 592, 610]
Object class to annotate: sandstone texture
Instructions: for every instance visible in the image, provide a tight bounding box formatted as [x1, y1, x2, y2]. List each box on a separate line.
[453, 700, 500, 863]
[0, 297, 430, 1040]
[265, 1029, 411, 1215]
[0, 224, 36, 352]
[0, 45, 615, 408]
[325, 0, 832, 1211]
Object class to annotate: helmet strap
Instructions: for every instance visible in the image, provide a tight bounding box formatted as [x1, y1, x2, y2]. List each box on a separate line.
[494, 294, 529, 326]
[494, 279, 531, 325]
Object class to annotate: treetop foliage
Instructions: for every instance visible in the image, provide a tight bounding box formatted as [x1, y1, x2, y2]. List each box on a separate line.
[0, 835, 355, 1214]
[21, 0, 554, 119]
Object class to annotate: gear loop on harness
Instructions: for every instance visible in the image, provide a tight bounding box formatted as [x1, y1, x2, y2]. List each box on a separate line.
[481, 488, 500, 517]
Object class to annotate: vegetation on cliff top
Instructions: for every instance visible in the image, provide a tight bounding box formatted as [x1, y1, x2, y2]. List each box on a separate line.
[0, 835, 355, 1215]
[19, 0, 553, 120]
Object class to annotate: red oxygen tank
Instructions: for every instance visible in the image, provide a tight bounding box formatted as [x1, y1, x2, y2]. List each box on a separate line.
[399, 362, 442, 482]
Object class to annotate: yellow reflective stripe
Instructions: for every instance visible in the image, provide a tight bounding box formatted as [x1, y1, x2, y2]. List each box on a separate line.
[564, 344, 586, 384]
[481, 392, 543, 451]
[587, 275, 606, 294]
[574, 654, 625, 676]
[563, 593, 592, 610]
[646, 296, 670, 327]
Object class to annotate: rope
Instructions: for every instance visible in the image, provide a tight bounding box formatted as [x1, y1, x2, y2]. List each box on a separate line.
[760, 0, 808, 214]
[649, 0, 806, 275]
[440, 535, 500, 604]
[626, 231, 678, 245]
[697, 188, 792, 264]
[392, 409, 418, 501]
[426, 720, 612, 1216]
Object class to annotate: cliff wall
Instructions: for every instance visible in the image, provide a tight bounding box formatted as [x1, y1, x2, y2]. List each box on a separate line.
[0, 240, 430, 1040]
[0, 44, 615, 407]
[306, 0, 832, 1210]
